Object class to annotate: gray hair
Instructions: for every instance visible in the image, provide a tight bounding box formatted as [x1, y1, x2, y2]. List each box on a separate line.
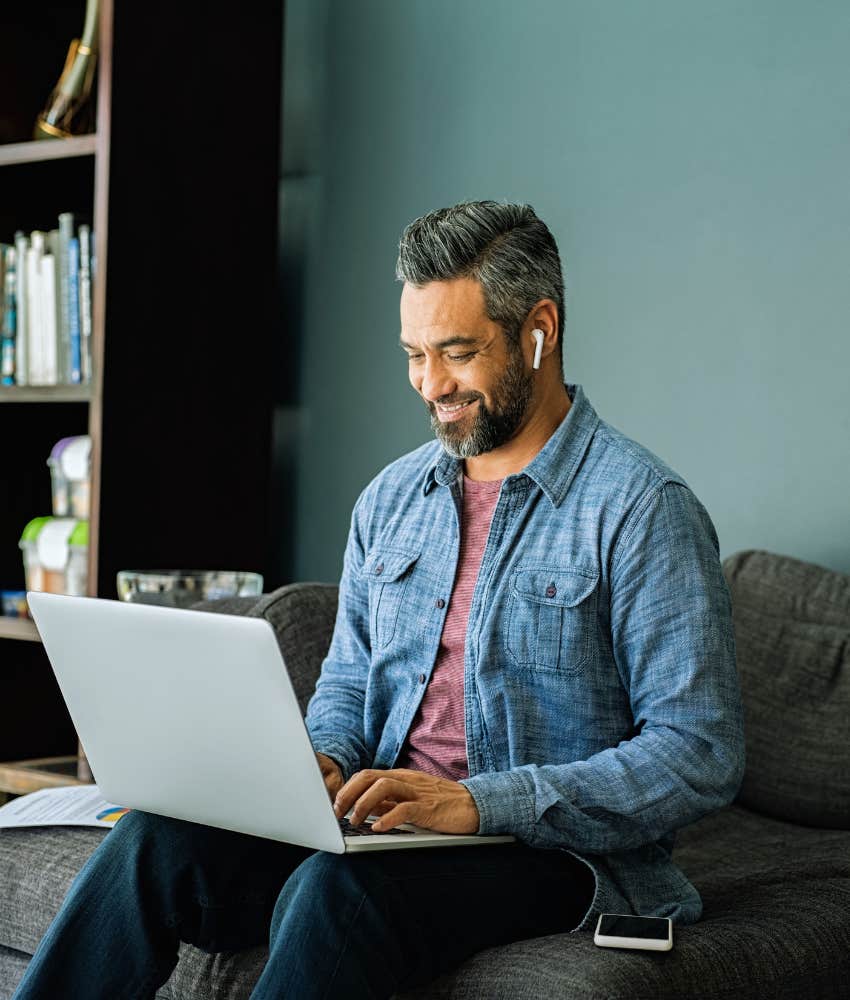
[395, 200, 565, 364]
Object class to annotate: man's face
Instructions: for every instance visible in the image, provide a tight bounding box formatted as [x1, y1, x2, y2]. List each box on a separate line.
[399, 278, 534, 459]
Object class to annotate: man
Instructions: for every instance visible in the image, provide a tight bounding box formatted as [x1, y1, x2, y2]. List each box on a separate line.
[15, 200, 744, 999]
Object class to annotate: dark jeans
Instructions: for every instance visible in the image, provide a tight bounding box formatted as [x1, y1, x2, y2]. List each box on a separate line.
[13, 809, 595, 999]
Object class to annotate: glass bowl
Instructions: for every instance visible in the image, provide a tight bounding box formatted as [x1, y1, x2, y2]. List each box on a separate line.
[116, 569, 264, 608]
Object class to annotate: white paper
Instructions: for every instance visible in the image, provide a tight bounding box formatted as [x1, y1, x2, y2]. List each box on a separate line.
[0, 785, 130, 830]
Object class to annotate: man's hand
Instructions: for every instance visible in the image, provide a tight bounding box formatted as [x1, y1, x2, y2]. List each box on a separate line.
[333, 768, 480, 834]
[316, 752, 344, 800]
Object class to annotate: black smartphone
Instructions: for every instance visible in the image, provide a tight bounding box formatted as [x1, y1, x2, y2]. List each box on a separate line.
[593, 913, 673, 951]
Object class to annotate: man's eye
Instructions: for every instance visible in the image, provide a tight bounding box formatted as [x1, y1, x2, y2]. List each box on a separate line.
[407, 354, 424, 363]
[448, 353, 475, 362]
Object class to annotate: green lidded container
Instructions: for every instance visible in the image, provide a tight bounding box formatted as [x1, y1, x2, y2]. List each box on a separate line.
[19, 516, 89, 598]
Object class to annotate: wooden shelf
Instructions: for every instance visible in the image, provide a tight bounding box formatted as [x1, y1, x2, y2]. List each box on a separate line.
[0, 385, 92, 404]
[0, 135, 97, 168]
[0, 755, 90, 796]
[0, 618, 40, 642]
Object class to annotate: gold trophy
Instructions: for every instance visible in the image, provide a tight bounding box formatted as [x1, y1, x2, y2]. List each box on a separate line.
[34, 0, 99, 139]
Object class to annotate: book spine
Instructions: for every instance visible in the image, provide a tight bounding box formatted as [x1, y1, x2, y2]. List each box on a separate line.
[0, 245, 7, 383]
[57, 212, 74, 384]
[0, 243, 6, 314]
[26, 232, 44, 385]
[14, 232, 29, 385]
[1, 246, 17, 385]
[41, 245, 59, 386]
[67, 236, 81, 383]
[78, 224, 92, 383]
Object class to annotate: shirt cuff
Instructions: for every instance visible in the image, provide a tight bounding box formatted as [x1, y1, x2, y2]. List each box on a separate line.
[310, 737, 363, 783]
[460, 768, 536, 839]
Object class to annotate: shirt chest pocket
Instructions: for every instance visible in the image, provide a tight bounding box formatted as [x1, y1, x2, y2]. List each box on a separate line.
[507, 567, 599, 672]
[362, 548, 421, 650]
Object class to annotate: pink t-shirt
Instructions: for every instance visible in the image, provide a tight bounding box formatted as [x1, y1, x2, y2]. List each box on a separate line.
[397, 473, 503, 780]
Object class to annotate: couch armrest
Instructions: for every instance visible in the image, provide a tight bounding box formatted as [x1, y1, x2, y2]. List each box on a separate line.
[191, 582, 339, 714]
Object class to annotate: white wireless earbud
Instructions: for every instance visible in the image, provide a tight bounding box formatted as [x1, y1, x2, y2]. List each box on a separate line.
[531, 329, 544, 370]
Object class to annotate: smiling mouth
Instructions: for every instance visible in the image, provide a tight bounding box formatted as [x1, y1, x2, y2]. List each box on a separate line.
[434, 399, 477, 422]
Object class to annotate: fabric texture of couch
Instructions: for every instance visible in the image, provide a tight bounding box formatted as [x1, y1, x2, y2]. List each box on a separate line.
[1, 550, 848, 999]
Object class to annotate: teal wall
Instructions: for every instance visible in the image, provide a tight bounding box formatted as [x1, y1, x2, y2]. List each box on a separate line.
[285, 0, 850, 584]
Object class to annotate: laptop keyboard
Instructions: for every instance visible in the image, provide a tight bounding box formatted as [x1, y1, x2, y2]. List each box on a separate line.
[339, 817, 416, 837]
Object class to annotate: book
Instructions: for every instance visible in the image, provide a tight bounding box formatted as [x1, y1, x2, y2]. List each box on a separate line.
[14, 231, 29, 385]
[46, 228, 62, 383]
[68, 236, 82, 383]
[41, 233, 60, 386]
[1, 246, 17, 385]
[0, 242, 7, 310]
[26, 232, 44, 385]
[0, 244, 8, 361]
[57, 212, 75, 384]
[78, 224, 92, 383]
[0, 244, 8, 383]
[1, 216, 92, 386]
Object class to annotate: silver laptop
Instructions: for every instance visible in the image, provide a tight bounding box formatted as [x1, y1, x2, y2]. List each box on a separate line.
[27, 591, 514, 854]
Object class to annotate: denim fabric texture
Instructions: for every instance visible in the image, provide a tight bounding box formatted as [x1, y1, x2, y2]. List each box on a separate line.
[305, 383, 746, 931]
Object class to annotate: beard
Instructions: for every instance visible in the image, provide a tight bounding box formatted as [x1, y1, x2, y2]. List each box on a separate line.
[426, 343, 534, 459]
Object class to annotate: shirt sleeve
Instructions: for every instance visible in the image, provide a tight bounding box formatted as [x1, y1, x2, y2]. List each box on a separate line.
[460, 481, 746, 852]
[304, 491, 374, 781]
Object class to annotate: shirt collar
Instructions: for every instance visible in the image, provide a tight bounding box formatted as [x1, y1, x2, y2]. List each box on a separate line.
[422, 383, 600, 507]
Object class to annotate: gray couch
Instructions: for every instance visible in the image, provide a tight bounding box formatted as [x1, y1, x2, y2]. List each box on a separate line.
[1, 549, 849, 999]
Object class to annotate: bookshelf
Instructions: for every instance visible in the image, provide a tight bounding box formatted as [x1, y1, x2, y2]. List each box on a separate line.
[0, 135, 97, 167]
[0, 1, 283, 784]
[0, 618, 40, 643]
[0, 386, 93, 403]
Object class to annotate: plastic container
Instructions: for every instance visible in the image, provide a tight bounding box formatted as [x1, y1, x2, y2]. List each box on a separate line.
[47, 435, 92, 519]
[19, 516, 51, 594]
[19, 517, 89, 598]
[116, 570, 264, 608]
[66, 521, 89, 596]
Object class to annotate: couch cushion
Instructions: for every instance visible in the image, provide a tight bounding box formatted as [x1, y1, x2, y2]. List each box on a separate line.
[721, 549, 850, 829]
[191, 581, 338, 713]
[0, 944, 30, 997]
[0, 826, 109, 955]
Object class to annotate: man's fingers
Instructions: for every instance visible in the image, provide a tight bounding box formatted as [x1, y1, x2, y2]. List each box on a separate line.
[348, 777, 413, 827]
[332, 768, 478, 834]
[333, 769, 383, 818]
[334, 767, 434, 818]
[366, 799, 398, 816]
[370, 800, 421, 832]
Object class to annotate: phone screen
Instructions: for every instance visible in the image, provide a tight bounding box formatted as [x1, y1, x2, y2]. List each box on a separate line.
[598, 915, 670, 940]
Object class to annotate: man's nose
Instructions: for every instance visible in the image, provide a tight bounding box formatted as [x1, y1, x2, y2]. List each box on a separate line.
[417, 357, 458, 403]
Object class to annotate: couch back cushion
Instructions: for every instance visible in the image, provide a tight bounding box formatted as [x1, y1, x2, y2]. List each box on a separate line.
[722, 549, 850, 829]
[253, 583, 339, 712]
[192, 582, 339, 713]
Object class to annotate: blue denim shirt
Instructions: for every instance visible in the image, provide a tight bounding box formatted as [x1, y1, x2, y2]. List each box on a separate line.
[306, 384, 745, 930]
